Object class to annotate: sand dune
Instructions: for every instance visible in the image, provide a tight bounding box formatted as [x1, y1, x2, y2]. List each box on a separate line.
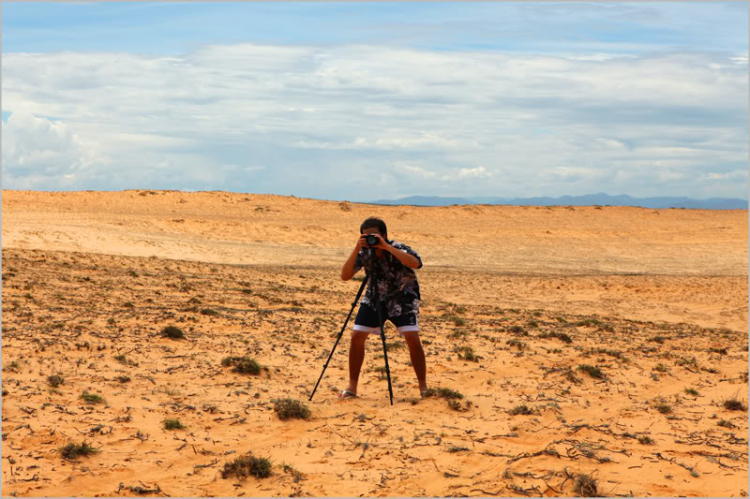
[2, 190, 748, 497]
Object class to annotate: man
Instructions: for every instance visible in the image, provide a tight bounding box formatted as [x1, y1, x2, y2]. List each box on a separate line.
[339, 217, 428, 399]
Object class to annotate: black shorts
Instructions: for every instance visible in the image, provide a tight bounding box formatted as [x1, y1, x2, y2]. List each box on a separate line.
[353, 303, 419, 336]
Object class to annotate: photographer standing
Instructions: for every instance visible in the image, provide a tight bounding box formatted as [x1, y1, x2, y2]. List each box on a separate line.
[339, 217, 427, 399]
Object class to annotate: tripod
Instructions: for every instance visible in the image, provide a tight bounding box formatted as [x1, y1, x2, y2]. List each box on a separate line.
[309, 264, 394, 405]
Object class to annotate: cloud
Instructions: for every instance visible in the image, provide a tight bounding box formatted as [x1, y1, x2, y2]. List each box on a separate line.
[2, 44, 746, 199]
[396, 163, 437, 179]
[541, 166, 610, 182]
[702, 170, 748, 181]
[455, 166, 493, 179]
[294, 133, 474, 151]
[2, 111, 112, 189]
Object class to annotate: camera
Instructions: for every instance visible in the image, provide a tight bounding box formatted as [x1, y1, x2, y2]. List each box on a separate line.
[365, 234, 380, 246]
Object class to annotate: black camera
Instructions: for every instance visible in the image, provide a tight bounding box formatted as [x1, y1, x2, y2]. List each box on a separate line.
[365, 234, 380, 246]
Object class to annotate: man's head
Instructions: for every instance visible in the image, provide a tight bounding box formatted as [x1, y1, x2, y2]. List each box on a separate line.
[360, 217, 387, 239]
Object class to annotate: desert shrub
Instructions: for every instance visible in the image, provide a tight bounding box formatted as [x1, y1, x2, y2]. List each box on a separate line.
[655, 403, 672, 414]
[553, 332, 572, 343]
[675, 356, 698, 368]
[577, 365, 604, 380]
[47, 374, 64, 388]
[448, 446, 470, 453]
[161, 326, 185, 339]
[272, 398, 311, 420]
[234, 358, 261, 375]
[61, 442, 99, 460]
[576, 319, 601, 327]
[455, 346, 480, 362]
[422, 387, 463, 399]
[540, 331, 573, 344]
[509, 404, 534, 416]
[126, 485, 161, 495]
[507, 339, 526, 350]
[221, 356, 262, 375]
[574, 473, 598, 497]
[221, 453, 272, 480]
[723, 398, 747, 411]
[81, 391, 105, 404]
[162, 419, 186, 430]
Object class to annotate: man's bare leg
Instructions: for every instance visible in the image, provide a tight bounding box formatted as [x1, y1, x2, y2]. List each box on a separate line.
[345, 331, 370, 395]
[403, 331, 427, 394]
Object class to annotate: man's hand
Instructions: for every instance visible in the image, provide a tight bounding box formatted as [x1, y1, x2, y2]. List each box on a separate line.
[363, 232, 389, 250]
[355, 234, 369, 251]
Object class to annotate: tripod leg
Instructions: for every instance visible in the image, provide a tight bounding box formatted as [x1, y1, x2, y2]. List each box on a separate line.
[309, 276, 369, 401]
[372, 274, 394, 405]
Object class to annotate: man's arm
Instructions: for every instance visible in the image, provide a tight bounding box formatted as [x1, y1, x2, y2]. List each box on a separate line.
[385, 243, 422, 269]
[341, 236, 366, 280]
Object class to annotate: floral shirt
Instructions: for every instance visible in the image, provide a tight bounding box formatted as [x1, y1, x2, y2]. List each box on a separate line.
[354, 240, 423, 317]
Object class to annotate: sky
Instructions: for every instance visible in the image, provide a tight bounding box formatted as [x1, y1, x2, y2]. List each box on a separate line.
[2, 1, 748, 202]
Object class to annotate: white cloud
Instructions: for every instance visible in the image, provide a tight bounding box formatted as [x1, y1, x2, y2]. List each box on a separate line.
[456, 166, 493, 179]
[658, 171, 684, 181]
[2, 44, 746, 199]
[243, 165, 266, 173]
[541, 166, 609, 181]
[2, 111, 112, 189]
[703, 170, 748, 181]
[295, 133, 476, 151]
[595, 138, 627, 150]
[396, 163, 437, 179]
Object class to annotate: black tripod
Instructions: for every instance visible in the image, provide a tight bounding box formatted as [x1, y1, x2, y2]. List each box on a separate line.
[309, 264, 394, 405]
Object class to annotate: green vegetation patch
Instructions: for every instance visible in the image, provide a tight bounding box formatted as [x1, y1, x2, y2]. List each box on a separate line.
[160, 326, 185, 339]
[272, 398, 311, 420]
[221, 454, 272, 480]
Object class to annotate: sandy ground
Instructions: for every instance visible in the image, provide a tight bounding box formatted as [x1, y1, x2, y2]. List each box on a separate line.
[1, 189, 748, 497]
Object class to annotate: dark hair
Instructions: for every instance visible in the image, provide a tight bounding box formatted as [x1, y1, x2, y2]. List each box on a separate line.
[360, 217, 387, 239]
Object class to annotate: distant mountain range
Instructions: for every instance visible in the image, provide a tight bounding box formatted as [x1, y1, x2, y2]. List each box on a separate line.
[367, 193, 748, 210]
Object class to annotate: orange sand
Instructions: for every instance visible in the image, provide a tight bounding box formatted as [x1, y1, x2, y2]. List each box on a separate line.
[2, 189, 747, 497]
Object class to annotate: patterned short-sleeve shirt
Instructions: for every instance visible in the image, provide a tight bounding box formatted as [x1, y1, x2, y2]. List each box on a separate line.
[354, 240, 423, 317]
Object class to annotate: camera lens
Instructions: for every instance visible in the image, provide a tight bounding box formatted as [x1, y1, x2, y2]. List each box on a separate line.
[365, 235, 378, 246]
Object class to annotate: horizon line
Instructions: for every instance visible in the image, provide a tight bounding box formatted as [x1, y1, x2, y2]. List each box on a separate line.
[2, 188, 747, 209]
